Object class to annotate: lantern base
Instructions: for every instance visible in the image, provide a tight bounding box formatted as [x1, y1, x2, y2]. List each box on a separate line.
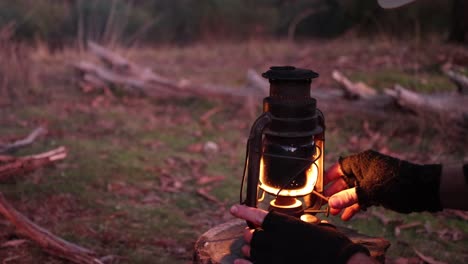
[268, 196, 304, 217]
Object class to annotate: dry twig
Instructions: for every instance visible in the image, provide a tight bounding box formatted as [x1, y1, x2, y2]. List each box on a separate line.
[0, 127, 47, 154]
[442, 64, 468, 94]
[332, 70, 377, 99]
[0, 146, 67, 182]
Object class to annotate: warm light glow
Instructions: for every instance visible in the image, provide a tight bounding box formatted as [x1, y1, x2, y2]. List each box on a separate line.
[259, 158, 318, 196]
[270, 198, 302, 209]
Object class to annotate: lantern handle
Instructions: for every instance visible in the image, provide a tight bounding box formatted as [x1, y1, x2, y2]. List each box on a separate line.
[240, 112, 272, 212]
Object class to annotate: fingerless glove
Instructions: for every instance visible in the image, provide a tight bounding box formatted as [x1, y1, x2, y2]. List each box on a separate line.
[339, 150, 442, 213]
[250, 212, 369, 264]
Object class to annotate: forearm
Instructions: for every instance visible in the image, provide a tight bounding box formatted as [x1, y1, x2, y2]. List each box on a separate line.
[440, 163, 468, 210]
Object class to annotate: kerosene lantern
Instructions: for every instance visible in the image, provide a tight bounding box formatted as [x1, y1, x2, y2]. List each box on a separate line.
[240, 66, 327, 224]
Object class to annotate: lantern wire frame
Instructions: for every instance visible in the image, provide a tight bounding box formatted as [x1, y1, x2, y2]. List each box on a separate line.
[240, 138, 323, 210]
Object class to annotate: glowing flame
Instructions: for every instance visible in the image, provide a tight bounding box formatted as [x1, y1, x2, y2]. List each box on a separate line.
[259, 158, 318, 197]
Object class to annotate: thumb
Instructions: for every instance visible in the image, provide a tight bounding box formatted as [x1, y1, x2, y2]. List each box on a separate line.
[329, 188, 358, 209]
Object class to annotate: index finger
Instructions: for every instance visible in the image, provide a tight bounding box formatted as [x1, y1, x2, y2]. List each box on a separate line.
[324, 162, 344, 185]
[230, 205, 268, 227]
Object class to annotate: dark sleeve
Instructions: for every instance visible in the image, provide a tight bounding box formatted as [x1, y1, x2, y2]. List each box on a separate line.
[464, 164, 468, 185]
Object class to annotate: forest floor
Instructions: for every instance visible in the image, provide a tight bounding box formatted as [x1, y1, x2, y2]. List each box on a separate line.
[0, 37, 467, 263]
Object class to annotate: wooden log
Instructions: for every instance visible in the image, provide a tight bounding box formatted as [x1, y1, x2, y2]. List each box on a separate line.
[87, 41, 179, 88]
[83, 42, 360, 103]
[81, 42, 468, 126]
[194, 219, 390, 264]
[87, 41, 130, 72]
[73, 61, 261, 100]
[245, 69, 268, 96]
[0, 146, 67, 182]
[0, 127, 47, 154]
[384, 85, 468, 121]
[0, 193, 103, 264]
[332, 70, 377, 99]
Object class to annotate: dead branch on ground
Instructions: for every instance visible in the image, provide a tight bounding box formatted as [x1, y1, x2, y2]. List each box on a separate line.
[74, 41, 259, 100]
[442, 64, 468, 94]
[0, 193, 103, 264]
[0, 143, 104, 264]
[0, 146, 67, 182]
[0, 127, 47, 154]
[75, 42, 468, 125]
[332, 70, 377, 99]
[332, 70, 468, 124]
[384, 85, 468, 121]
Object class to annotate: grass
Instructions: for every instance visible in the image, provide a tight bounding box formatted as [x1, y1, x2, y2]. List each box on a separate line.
[0, 38, 466, 263]
[335, 208, 468, 263]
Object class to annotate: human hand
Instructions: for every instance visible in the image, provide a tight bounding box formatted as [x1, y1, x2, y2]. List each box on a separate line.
[230, 205, 369, 264]
[324, 162, 360, 221]
[229, 205, 267, 264]
[324, 150, 442, 215]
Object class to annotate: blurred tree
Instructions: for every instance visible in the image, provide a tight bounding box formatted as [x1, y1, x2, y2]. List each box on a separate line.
[0, 0, 460, 46]
[448, 0, 468, 43]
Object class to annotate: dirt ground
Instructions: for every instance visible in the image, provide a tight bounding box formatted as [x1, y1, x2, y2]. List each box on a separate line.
[0, 37, 467, 263]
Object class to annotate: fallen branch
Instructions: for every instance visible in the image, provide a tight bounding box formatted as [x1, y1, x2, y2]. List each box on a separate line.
[332, 70, 468, 124]
[384, 85, 468, 121]
[87, 41, 130, 71]
[196, 188, 223, 206]
[442, 65, 468, 94]
[88, 41, 173, 86]
[413, 248, 447, 264]
[0, 193, 102, 264]
[394, 221, 422, 236]
[245, 69, 269, 96]
[0, 146, 67, 182]
[370, 210, 403, 226]
[0, 127, 47, 154]
[332, 70, 377, 99]
[85, 41, 250, 98]
[78, 42, 468, 126]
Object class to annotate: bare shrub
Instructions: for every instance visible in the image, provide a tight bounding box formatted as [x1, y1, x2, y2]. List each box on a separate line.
[0, 23, 38, 106]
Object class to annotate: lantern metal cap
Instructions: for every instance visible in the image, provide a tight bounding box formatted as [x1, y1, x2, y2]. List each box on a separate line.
[262, 66, 319, 81]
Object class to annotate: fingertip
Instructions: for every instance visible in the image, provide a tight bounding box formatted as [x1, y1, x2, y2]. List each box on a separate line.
[329, 207, 341, 215]
[329, 188, 358, 208]
[243, 228, 254, 243]
[230, 205, 239, 215]
[241, 245, 251, 257]
[341, 204, 360, 221]
[324, 162, 342, 184]
[328, 196, 338, 207]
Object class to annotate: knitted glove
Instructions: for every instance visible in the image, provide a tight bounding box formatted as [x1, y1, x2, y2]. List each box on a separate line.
[339, 150, 442, 213]
[250, 211, 369, 264]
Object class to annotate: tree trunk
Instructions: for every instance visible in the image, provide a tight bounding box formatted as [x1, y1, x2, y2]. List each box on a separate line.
[448, 0, 468, 43]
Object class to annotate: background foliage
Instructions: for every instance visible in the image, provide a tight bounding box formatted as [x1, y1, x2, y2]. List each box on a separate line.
[0, 0, 459, 46]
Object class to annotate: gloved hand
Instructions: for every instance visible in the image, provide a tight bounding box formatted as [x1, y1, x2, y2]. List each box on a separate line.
[337, 150, 442, 213]
[230, 205, 370, 264]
